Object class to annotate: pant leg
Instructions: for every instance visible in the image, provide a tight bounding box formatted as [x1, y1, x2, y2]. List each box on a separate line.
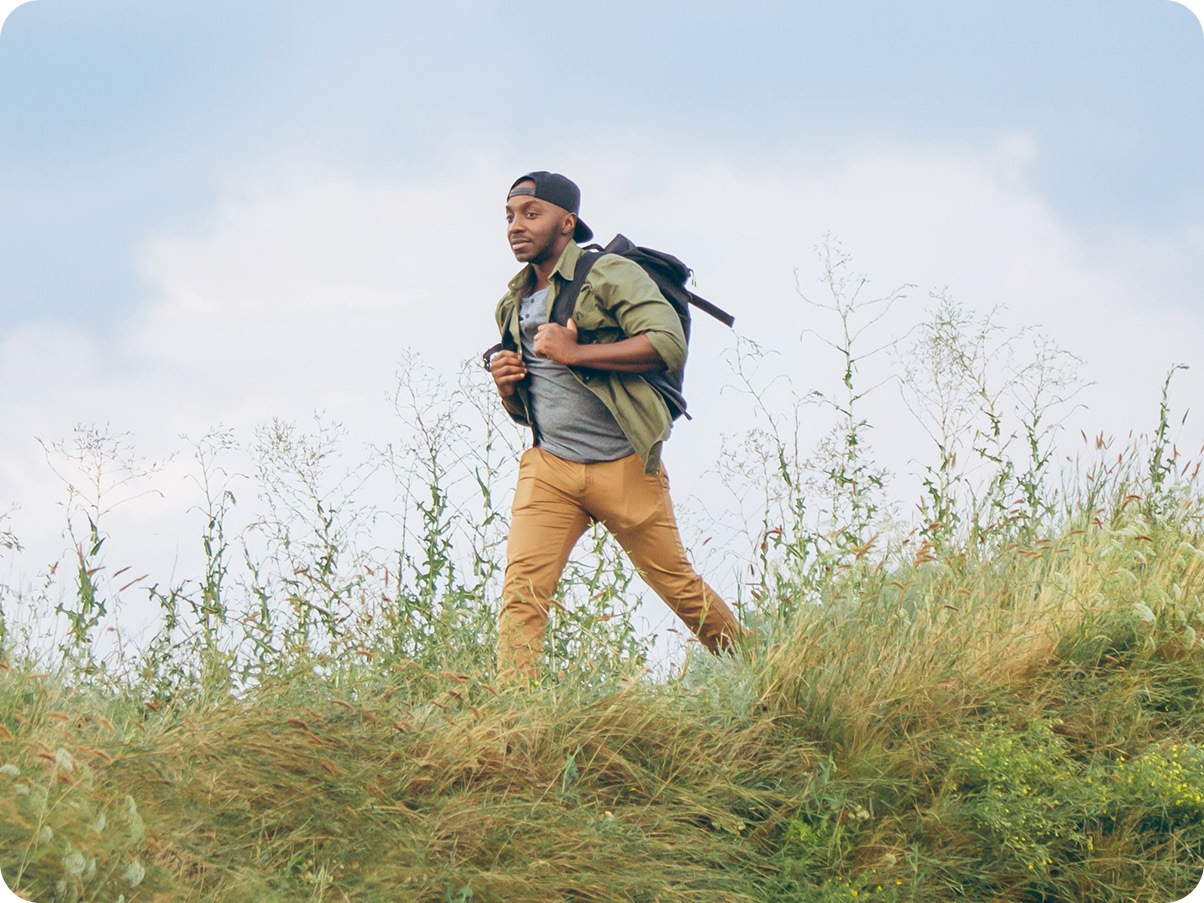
[585, 455, 743, 654]
[497, 448, 591, 682]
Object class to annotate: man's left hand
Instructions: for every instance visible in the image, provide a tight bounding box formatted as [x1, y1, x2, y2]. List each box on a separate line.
[532, 318, 580, 365]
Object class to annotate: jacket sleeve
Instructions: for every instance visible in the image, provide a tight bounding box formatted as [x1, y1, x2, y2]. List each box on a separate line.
[494, 292, 532, 425]
[501, 391, 530, 425]
[589, 256, 687, 371]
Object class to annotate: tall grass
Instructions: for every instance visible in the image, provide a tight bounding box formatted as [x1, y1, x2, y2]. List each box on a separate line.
[1, 245, 1202, 901]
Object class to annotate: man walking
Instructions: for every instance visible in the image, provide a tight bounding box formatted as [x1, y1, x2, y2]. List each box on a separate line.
[487, 171, 743, 681]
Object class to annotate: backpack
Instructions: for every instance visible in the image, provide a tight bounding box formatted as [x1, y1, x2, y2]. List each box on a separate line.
[485, 235, 734, 421]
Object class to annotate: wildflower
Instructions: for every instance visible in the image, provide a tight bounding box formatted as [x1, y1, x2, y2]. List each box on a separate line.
[63, 849, 87, 878]
[122, 795, 145, 844]
[0, 764, 20, 779]
[122, 859, 145, 887]
[54, 748, 75, 773]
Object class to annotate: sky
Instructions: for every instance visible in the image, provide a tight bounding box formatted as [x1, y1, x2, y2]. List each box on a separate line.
[1, 1, 1204, 665]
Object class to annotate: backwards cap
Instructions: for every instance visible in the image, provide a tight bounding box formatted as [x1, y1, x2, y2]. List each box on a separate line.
[507, 171, 593, 243]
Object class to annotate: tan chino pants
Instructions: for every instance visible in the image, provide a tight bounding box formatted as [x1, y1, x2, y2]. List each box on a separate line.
[497, 447, 742, 681]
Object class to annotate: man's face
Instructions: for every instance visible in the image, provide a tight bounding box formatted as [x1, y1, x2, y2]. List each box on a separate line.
[505, 182, 574, 265]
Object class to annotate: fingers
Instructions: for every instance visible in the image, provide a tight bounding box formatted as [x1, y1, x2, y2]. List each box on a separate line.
[533, 323, 575, 362]
[489, 350, 526, 396]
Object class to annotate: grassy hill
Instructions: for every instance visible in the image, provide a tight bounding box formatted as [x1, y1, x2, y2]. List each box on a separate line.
[2, 497, 1202, 901]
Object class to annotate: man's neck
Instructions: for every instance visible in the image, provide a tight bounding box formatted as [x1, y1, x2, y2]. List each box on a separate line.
[531, 238, 571, 290]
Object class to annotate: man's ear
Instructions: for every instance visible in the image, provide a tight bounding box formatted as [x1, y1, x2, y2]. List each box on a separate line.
[563, 213, 577, 237]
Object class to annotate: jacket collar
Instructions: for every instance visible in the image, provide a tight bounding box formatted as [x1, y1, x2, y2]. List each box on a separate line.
[506, 241, 583, 294]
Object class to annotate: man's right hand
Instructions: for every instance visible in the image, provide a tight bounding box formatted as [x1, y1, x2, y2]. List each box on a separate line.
[489, 349, 527, 398]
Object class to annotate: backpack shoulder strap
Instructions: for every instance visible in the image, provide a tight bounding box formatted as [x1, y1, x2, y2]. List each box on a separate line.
[550, 247, 601, 326]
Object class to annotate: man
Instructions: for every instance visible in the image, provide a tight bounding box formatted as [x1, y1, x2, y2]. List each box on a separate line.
[487, 171, 743, 681]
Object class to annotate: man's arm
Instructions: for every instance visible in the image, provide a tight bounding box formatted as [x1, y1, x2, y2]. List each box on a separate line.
[532, 318, 665, 372]
[593, 256, 686, 371]
[533, 256, 685, 373]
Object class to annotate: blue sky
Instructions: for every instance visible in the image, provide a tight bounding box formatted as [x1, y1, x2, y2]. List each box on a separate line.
[1, 1, 1203, 660]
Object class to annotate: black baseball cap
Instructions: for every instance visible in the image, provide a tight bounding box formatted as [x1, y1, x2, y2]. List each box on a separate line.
[507, 171, 593, 243]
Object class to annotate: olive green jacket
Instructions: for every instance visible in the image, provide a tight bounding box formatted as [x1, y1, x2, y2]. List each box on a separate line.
[494, 241, 686, 473]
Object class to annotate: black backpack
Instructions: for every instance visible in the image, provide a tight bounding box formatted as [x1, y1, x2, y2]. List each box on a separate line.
[485, 235, 734, 421]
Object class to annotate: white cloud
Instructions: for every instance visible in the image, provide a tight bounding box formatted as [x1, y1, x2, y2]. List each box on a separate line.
[127, 159, 510, 429]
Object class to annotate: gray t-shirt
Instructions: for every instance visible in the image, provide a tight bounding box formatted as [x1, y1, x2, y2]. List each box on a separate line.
[519, 287, 634, 463]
